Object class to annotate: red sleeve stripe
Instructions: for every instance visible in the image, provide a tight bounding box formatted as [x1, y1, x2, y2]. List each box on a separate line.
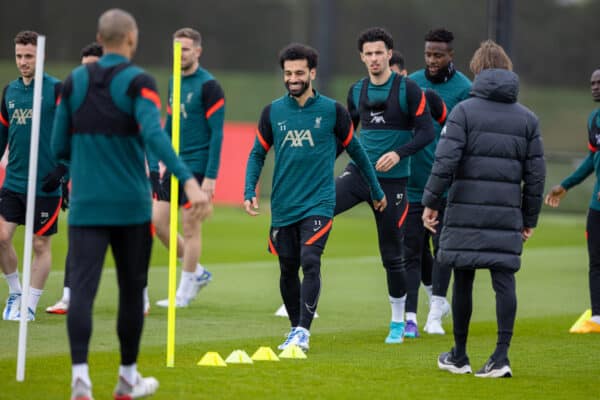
[141, 88, 161, 109]
[437, 102, 448, 124]
[166, 104, 172, 115]
[0, 113, 8, 127]
[55, 94, 62, 106]
[256, 129, 270, 151]
[342, 125, 354, 147]
[35, 198, 62, 236]
[205, 98, 225, 119]
[589, 142, 598, 153]
[415, 92, 426, 116]
[305, 219, 333, 245]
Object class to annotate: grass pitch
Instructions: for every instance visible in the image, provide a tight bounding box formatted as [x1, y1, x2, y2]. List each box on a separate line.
[0, 206, 598, 399]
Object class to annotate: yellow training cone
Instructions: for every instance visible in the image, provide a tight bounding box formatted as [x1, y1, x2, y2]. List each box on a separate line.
[225, 350, 254, 364]
[278, 344, 307, 359]
[197, 352, 227, 367]
[251, 346, 280, 361]
[570, 309, 592, 333]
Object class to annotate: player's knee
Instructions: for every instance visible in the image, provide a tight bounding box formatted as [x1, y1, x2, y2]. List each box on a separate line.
[382, 258, 405, 272]
[279, 257, 300, 278]
[301, 251, 321, 277]
[32, 236, 51, 255]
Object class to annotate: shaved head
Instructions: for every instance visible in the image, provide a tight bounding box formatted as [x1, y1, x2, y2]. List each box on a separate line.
[97, 8, 137, 46]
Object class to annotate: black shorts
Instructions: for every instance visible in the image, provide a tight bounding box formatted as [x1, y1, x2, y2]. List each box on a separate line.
[268, 216, 333, 259]
[0, 187, 61, 236]
[158, 172, 204, 207]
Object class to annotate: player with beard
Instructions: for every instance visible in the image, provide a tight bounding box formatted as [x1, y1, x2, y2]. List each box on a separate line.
[149, 28, 225, 308]
[244, 43, 386, 352]
[336, 27, 435, 344]
[407, 28, 472, 336]
[545, 68, 600, 334]
[0, 30, 64, 322]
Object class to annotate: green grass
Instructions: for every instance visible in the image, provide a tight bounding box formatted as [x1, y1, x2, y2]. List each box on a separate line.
[0, 206, 597, 399]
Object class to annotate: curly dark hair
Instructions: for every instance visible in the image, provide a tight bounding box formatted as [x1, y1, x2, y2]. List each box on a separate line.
[357, 27, 393, 52]
[14, 30, 38, 46]
[390, 50, 405, 69]
[278, 43, 318, 70]
[424, 28, 454, 48]
[80, 42, 103, 58]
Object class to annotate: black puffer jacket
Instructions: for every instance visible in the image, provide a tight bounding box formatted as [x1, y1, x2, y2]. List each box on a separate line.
[422, 69, 545, 271]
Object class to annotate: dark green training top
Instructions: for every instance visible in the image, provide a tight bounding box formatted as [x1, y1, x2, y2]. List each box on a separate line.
[245, 91, 384, 227]
[51, 53, 193, 226]
[347, 72, 435, 180]
[408, 68, 471, 203]
[148, 66, 225, 178]
[0, 73, 62, 196]
[561, 108, 600, 211]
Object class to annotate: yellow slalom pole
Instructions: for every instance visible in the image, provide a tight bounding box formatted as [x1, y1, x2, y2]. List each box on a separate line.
[167, 40, 182, 368]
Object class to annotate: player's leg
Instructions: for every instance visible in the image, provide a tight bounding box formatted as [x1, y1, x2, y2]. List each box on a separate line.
[0, 221, 20, 320]
[47, 247, 71, 314]
[484, 269, 516, 371]
[451, 268, 475, 359]
[425, 200, 452, 334]
[403, 202, 426, 338]
[0, 189, 26, 320]
[474, 268, 516, 378]
[334, 163, 370, 216]
[288, 216, 333, 352]
[111, 223, 158, 397]
[152, 200, 184, 257]
[578, 208, 600, 332]
[67, 226, 110, 397]
[25, 195, 61, 319]
[271, 224, 303, 350]
[421, 232, 433, 300]
[374, 179, 409, 344]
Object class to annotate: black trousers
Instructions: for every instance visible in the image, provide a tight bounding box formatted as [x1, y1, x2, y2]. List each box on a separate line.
[335, 163, 408, 298]
[67, 223, 152, 365]
[403, 202, 432, 314]
[452, 268, 516, 360]
[587, 208, 600, 316]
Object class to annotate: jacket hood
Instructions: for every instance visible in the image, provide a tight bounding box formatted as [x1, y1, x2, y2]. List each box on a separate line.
[470, 69, 519, 103]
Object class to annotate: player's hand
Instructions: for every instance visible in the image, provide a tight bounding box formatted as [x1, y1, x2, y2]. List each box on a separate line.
[41, 164, 68, 192]
[544, 185, 567, 208]
[373, 195, 387, 212]
[422, 207, 439, 233]
[201, 178, 216, 199]
[183, 177, 212, 221]
[60, 180, 70, 211]
[244, 197, 260, 216]
[149, 171, 164, 200]
[375, 151, 400, 172]
[522, 227, 534, 241]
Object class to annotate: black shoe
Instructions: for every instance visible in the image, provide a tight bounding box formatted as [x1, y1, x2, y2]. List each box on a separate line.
[475, 357, 513, 378]
[437, 349, 472, 374]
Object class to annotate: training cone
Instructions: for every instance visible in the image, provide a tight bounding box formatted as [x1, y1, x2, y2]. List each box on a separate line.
[251, 346, 280, 361]
[225, 350, 253, 364]
[197, 352, 227, 367]
[569, 309, 592, 333]
[274, 304, 318, 318]
[278, 344, 307, 359]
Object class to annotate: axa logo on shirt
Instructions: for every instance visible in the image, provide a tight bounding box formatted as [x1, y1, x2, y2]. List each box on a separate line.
[11, 108, 32, 125]
[370, 110, 385, 124]
[281, 129, 314, 148]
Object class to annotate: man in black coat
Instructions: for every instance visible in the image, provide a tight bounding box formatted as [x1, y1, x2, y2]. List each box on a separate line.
[422, 40, 546, 378]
